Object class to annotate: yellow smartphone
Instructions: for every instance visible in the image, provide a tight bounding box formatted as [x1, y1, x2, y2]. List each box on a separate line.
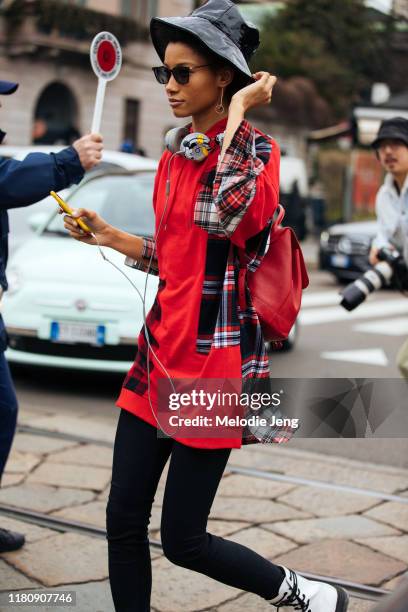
[50, 190, 93, 234]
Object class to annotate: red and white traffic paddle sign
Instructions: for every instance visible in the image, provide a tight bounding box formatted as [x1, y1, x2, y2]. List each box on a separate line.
[90, 32, 122, 133]
[90, 31, 122, 81]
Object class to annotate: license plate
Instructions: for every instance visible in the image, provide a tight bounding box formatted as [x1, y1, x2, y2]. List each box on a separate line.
[331, 254, 350, 268]
[50, 322, 105, 345]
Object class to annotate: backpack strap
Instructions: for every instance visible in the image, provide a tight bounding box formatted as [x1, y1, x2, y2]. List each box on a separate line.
[272, 204, 285, 228]
[237, 205, 285, 312]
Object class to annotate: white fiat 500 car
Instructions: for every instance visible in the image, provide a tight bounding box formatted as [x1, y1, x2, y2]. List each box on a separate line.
[3, 160, 299, 372]
[3, 170, 159, 373]
[2, 145, 157, 254]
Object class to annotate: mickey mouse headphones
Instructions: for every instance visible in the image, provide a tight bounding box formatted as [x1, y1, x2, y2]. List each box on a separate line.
[164, 126, 224, 162]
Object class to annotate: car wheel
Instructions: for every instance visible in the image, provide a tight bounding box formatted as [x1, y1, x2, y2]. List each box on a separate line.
[265, 323, 298, 353]
[9, 363, 30, 379]
[335, 275, 351, 285]
[281, 323, 298, 351]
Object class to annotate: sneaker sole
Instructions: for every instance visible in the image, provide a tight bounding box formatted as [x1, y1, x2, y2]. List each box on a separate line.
[335, 586, 350, 612]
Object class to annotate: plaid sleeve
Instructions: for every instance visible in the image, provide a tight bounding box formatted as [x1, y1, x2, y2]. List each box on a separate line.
[212, 119, 267, 237]
[244, 218, 273, 272]
[124, 236, 159, 276]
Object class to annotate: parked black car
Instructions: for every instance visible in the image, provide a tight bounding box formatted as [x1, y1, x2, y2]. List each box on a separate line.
[319, 220, 377, 282]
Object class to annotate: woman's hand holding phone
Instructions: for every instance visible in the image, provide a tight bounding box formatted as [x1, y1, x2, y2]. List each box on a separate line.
[53, 192, 145, 261]
[61, 207, 112, 247]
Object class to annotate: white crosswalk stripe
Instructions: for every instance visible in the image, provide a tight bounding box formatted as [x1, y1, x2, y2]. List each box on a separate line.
[300, 290, 407, 366]
[299, 298, 408, 326]
[353, 318, 408, 336]
[321, 348, 389, 366]
[301, 291, 342, 308]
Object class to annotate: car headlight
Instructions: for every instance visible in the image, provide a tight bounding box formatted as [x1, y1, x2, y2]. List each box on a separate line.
[338, 236, 353, 254]
[320, 231, 330, 247]
[6, 267, 23, 296]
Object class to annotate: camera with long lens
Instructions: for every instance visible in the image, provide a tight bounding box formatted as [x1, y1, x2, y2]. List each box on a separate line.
[340, 247, 408, 312]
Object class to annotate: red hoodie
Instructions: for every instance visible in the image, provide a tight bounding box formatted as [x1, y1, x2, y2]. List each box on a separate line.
[116, 116, 280, 449]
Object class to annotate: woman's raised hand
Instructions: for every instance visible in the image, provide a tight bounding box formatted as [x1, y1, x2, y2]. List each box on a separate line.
[231, 72, 277, 113]
[61, 208, 112, 247]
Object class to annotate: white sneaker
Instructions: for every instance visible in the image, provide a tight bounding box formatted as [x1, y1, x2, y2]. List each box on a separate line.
[267, 566, 349, 611]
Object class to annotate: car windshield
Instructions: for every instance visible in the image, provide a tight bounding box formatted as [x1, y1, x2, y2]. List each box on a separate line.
[45, 173, 155, 236]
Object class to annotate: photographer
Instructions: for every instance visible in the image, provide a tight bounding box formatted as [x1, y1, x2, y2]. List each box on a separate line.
[369, 117, 408, 377]
[369, 117, 408, 267]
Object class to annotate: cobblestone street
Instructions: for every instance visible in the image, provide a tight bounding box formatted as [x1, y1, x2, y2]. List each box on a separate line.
[0, 405, 407, 611]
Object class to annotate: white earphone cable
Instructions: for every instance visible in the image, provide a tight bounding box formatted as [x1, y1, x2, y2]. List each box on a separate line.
[70, 151, 183, 438]
[68, 134, 223, 438]
[91, 234, 180, 438]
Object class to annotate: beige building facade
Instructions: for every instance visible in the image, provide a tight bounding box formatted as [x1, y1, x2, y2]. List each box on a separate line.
[393, 0, 408, 19]
[0, 0, 306, 162]
[0, 0, 193, 160]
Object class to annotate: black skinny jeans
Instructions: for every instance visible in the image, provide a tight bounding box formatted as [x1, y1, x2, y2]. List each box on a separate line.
[106, 409, 284, 612]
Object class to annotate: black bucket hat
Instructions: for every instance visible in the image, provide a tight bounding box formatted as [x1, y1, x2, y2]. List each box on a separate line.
[372, 117, 408, 149]
[150, 0, 260, 84]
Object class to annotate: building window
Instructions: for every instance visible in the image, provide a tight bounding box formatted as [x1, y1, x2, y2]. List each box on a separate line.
[33, 81, 79, 145]
[122, 0, 158, 22]
[122, 98, 141, 153]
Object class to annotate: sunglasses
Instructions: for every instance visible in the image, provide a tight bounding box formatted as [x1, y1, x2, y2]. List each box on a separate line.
[152, 64, 212, 85]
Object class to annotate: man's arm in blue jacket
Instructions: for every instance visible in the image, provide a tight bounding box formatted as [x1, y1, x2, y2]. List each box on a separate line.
[0, 147, 85, 210]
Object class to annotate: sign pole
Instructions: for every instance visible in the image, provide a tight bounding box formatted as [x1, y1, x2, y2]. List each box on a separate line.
[89, 31, 122, 133]
[91, 78, 107, 134]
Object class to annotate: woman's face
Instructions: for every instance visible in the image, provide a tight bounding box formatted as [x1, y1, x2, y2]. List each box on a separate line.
[163, 42, 230, 118]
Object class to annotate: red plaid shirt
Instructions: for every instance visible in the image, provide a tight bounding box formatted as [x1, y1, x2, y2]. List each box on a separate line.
[118, 118, 293, 446]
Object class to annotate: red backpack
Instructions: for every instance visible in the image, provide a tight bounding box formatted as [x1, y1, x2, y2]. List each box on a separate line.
[238, 205, 309, 343]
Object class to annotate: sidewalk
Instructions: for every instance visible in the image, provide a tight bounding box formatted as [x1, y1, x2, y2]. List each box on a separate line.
[0, 405, 407, 611]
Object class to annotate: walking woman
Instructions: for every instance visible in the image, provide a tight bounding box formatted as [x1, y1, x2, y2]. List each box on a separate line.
[63, 2, 348, 610]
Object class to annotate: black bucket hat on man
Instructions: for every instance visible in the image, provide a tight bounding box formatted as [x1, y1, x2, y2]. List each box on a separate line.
[0, 80, 18, 95]
[150, 0, 260, 85]
[372, 117, 408, 149]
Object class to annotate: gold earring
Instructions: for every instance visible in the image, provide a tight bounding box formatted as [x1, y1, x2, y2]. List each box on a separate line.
[215, 88, 225, 115]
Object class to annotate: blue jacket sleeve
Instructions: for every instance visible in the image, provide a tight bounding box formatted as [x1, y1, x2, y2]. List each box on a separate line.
[0, 146, 84, 210]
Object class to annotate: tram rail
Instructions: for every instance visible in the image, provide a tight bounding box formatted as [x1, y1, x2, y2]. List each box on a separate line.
[17, 425, 408, 503]
[0, 503, 393, 604]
